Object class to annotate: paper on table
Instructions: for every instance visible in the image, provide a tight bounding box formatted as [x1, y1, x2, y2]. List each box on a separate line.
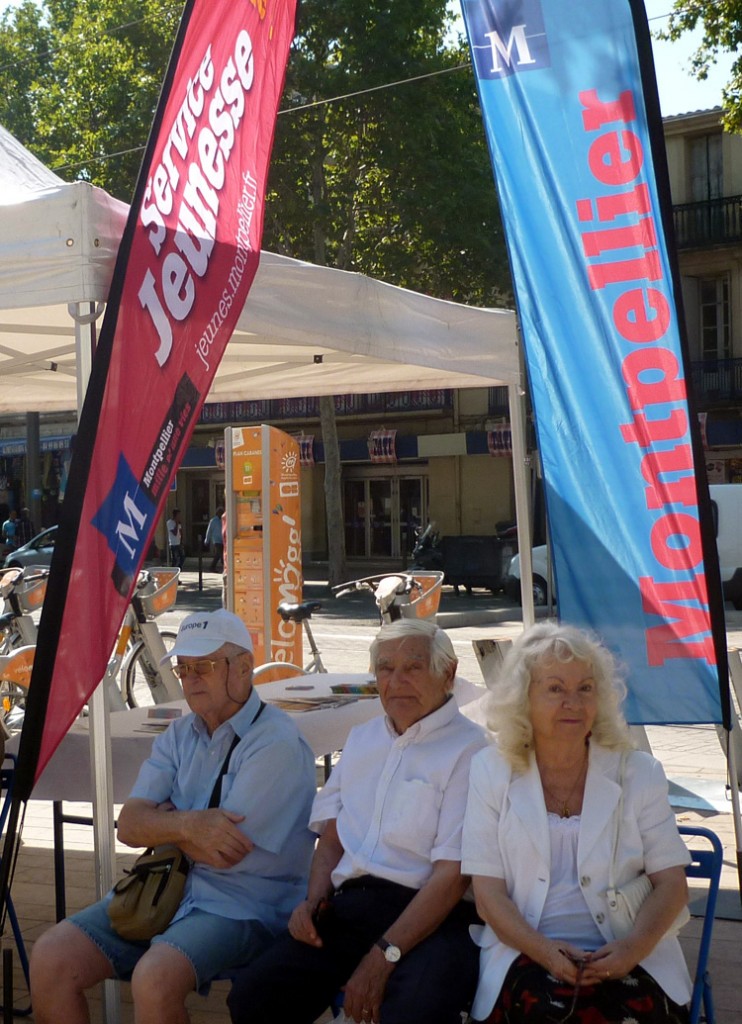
[267, 695, 373, 713]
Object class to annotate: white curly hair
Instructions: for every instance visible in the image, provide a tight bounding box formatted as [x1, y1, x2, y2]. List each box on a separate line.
[487, 622, 633, 771]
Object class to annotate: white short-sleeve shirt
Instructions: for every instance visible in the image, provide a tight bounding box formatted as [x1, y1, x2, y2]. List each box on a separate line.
[311, 695, 488, 891]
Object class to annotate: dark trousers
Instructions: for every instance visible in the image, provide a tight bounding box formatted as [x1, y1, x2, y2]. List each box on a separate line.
[210, 543, 224, 573]
[227, 877, 480, 1024]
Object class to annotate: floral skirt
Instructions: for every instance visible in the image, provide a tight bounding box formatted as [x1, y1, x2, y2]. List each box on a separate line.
[474, 954, 690, 1024]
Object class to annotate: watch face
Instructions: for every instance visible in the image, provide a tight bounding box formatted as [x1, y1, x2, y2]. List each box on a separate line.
[384, 944, 401, 963]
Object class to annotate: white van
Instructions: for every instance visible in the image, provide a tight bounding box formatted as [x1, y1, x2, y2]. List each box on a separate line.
[504, 482, 742, 607]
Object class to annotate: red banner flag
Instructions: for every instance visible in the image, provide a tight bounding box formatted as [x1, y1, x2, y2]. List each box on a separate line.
[15, 0, 297, 796]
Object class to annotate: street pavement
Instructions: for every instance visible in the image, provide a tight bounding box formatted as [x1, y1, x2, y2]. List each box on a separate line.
[5, 568, 742, 1021]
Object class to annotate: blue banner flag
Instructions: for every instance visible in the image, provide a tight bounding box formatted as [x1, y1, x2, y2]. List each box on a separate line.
[460, 0, 729, 724]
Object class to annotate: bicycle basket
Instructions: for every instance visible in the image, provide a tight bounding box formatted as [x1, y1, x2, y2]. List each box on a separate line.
[399, 571, 444, 621]
[17, 572, 48, 612]
[0, 567, 23, 601]
[139, 569, 179, 619]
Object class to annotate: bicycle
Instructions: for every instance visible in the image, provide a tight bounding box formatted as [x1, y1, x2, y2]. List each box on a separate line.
[0, 567, 49, 723]
[252, 600, 327, 682]
[0, 566, 48, 655]
[0, 566, 182, 725]
[331, 569, 444, 623]
[108, 567, 182, 708]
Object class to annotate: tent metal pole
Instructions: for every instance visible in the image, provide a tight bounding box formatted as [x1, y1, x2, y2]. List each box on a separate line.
[508, 378, 534, 628]
[723, 647, 742, 901]
[725, 727, 742, 903]
[72, 300, 121, 1024]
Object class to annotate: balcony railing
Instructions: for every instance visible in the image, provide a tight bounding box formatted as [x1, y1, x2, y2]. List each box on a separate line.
[690, 358, 742, 404]
[673, 196, 742, 249]
[199, 389, 453, 425]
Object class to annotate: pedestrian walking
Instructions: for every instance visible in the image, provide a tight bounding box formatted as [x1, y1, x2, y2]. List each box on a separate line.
[15, 508, 35, 545]
[2, 509, 18, 550]
[205, 506, 225, 573]
[166, 508, 185, 570]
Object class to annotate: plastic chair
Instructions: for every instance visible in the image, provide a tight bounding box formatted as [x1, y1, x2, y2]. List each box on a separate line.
[678, 825, 723, 1024]
[0, 754, 31, 1016]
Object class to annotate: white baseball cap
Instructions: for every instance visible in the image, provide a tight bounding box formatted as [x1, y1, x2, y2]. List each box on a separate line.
[161, 609, 254, 663]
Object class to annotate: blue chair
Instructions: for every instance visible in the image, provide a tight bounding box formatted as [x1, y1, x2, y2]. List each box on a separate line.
[678, 825, 723, 1024]
[0, 754, 31, 1016]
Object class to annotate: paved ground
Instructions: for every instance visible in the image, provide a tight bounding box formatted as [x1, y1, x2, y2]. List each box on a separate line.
[4, 568, 742, 1022]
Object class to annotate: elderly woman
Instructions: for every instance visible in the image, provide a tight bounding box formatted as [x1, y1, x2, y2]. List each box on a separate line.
[462, 622, 691, 1024]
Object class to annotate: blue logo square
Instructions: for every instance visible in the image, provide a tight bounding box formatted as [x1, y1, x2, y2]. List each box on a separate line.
[91, 453, 156, 581]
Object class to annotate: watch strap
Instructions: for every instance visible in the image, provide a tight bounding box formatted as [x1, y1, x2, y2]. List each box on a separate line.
[375, 937, 401, 961]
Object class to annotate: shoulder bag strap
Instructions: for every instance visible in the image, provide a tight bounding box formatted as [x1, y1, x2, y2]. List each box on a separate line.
[608, 750, 629, 892]
[207, 700, 265, 809]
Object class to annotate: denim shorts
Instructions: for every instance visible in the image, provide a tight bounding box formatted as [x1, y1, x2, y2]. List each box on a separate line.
[68, 895, 272, 992]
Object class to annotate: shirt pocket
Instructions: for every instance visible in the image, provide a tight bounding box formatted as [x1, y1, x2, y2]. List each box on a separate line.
[383, 778, 442, 857]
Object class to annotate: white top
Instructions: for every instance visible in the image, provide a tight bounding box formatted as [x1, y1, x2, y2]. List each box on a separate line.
[311, 695, 488, 890]
[539, 814, 604, 949]
[166, 517, 181, 546]
[462, 744, 692, 1018]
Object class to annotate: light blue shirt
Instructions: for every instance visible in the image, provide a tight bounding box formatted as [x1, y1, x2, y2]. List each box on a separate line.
[129, 686, 316, 933]
[205, 515, 222, 546]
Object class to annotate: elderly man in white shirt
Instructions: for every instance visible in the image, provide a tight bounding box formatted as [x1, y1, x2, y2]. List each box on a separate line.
[227, 618, 488, 1024]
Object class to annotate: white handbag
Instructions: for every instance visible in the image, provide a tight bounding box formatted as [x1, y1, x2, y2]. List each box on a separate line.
[604, 752, 690, 941]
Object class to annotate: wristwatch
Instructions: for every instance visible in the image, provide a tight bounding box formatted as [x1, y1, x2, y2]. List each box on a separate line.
[375, 937, 402, 963]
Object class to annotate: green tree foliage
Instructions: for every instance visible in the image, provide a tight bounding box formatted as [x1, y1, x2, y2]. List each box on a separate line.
[661, 0, 742, 132]
[0, 0, 180, 197]
[269, 0, 510, 304]
[0, 0, 511, 303]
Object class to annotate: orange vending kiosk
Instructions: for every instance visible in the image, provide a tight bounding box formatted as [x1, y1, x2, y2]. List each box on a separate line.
[224, 425, 302, 668]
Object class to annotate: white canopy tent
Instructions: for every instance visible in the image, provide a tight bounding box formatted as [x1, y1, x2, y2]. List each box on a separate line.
[0, 122, 534, 613]
[0, 125, 535, 1020]
[0, 124, 521, 415]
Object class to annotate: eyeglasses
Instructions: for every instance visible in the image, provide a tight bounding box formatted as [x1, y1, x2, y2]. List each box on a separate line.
[172, 657, 230, 679]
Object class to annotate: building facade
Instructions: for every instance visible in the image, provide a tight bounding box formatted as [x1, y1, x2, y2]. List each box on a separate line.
[179, 386, 516, 565]
[664, 107, 742, 482]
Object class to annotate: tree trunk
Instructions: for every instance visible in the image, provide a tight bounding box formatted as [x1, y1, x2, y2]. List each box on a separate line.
[309, 134, 350, 587]
[319, 395, 347, 586]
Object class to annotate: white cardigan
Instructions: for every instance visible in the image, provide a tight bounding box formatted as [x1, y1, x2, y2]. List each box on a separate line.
[461, 744, 692, 1020]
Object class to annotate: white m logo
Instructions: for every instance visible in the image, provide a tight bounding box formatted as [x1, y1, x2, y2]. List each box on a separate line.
[485, 24, 536, 73]
[115, 492, 148, 559]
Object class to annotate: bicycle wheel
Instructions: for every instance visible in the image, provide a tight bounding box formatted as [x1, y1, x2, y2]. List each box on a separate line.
[0, 624, 26, 658]
[123, 629, 178, 708]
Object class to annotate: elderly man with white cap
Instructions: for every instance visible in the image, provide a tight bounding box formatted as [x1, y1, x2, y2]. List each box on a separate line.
[30, 609, 316, 1024]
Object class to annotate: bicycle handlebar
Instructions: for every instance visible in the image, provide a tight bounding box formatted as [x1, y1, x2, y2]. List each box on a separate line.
[332, 573, 421, 598]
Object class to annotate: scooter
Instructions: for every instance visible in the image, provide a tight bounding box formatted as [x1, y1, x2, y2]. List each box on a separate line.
[409, 520, 517, 595]
[409, 522, 443, 572]
[332, 569, 445, 623]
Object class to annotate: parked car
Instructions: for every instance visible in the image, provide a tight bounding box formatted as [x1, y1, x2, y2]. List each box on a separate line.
[504, 544, 551, 606]
[3, 525, 57, 569]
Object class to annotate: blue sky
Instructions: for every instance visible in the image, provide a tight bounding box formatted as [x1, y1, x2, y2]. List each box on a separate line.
[0, 0, 734, 117]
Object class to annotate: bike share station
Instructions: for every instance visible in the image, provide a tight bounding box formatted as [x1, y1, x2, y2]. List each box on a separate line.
[221, 422, 483, 752]
[224, 423, 303, 670]
[223, 425, 387, 747]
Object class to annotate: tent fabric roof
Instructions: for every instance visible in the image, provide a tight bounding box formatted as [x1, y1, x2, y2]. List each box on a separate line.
[0, 125, 520, 413]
